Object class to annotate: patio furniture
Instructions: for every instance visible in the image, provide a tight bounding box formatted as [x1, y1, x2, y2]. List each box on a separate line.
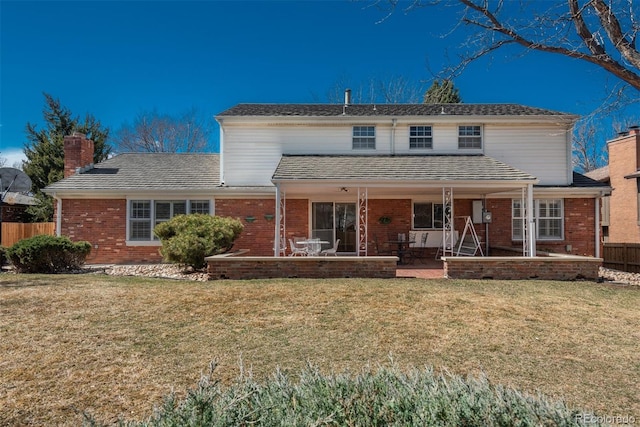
[295, 238, 330, 256]
[320, 239, 340, 256]
[288, 238, 307, 256]
[411, 232, 429, 263]
[387, 237, 416, 265]
[373, 234, 394, 256]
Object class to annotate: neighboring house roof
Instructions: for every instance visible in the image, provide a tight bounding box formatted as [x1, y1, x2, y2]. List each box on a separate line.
[583, 166, 610, 182]
[272, 154, 537, 182]
[217, 103, 575, 118]
[1, 192, 37, 206]
[570, 172, 611, 188]
[44, 153, 220, 193]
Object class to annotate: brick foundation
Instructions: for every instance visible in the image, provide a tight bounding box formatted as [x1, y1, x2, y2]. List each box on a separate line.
[207, 255, 398, 280]
[443, 255, 602, 280]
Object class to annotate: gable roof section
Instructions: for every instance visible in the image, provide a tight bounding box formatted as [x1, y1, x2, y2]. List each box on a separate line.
[272, 155, 537, 183]
[44, 153, 220, 193]
[218, 103, 574, 118]
[571, 171, 610, 188]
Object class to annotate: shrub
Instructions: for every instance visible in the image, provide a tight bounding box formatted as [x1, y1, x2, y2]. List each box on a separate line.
[154, 214, 243, 269]
[86, 362, 594, 426]
[0, 246, 6, 267]
[5, 234, 91, 274]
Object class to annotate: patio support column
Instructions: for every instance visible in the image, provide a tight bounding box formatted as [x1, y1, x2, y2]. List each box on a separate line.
[357, 187, 368, 256]
[442, 187, 454, 257]
[274, 184, 285, 256]
[595, 195, 600, 258]
[526, 183, 536, 257]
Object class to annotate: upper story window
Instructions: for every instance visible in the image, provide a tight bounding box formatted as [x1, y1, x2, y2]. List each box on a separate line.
[409, 125, 433, 149]
[128, 199, 211, 241]
[352, 126, 376, 149]
[458, 125, 482, 149]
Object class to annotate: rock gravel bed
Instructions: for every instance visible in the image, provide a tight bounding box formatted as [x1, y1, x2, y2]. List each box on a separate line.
[599, 267, 640, 286]
[98, 264, 209, 282]
[97, 264, 639, 286]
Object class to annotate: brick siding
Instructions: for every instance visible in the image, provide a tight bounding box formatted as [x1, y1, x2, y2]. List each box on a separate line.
[57, 195, 597, 264]
[60, 199, 161, 264]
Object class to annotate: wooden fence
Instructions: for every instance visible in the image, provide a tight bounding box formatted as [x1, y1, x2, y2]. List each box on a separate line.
[1, 222, 55, 247]
[603, 243, 640, 273]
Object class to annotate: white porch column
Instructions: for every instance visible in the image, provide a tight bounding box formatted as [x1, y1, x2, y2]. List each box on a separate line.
[357, 187, 368, 256]
[442, 187, 454, 257]
[274, 184, 285, 256]
[595, 196, 600, 258]
[526, 183, 536, 257]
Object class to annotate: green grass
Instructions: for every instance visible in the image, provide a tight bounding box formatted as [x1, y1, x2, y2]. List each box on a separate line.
[0, 273, 638, 425]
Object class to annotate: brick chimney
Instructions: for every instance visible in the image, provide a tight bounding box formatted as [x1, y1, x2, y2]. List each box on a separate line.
[63, 133, 94, 178]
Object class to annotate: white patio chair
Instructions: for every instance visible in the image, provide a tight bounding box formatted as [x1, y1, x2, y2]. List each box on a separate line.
[288, 239, 307, 256]
[320, 239, 340, 256]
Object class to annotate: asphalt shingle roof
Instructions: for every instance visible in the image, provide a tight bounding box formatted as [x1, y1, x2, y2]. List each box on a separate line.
[45, 153, 220, 192]
[571, 171, 610, 187]
[272, 155, 537, 182]
[218, 103, 574, 118]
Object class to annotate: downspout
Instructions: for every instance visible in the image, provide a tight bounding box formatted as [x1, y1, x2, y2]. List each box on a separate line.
[391, 118, 397, 155]
[566, 123, 573, 184]
[217, 118, 225, 185]
[55, 195, 62, 237]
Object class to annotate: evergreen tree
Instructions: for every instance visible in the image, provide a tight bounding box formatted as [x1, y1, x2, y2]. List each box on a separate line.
[22, 93, 112, 221]
[423, 80, 462, 104]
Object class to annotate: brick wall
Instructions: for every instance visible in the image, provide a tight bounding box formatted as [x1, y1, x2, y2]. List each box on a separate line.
[57, 194, 598, 264]
[60, 199, 161, 264]
[207, 256, 397, 280]
[486, 198, 596, 256]
[608, 131, 640, 243]
[443, 255, 601, 281]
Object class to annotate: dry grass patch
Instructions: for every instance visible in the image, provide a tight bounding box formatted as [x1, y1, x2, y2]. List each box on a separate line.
[0, 273, 638, 425]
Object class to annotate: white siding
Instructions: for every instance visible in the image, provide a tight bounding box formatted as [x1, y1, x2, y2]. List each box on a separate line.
[223, 124, 396, 186]
[484, 124, 569, 185]
[222, 121, 572, 186]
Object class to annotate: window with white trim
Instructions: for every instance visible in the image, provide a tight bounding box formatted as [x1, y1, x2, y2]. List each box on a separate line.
[458, 125, 482, 149]
[352, 126, 375, 149]
[409, 125, 433, 149]
[128, 199, 211, 241]
[512, 199, 563, 240]
[413, 202, 444, 229]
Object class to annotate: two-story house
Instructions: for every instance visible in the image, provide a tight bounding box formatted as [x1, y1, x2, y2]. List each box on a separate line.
[44, 98, 608, 264]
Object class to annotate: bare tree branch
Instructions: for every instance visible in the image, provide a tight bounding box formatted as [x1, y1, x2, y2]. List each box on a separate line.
[114, 108, 213, 153]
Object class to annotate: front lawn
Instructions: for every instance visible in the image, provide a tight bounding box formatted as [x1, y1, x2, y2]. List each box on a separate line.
[0, 274, 638, 425]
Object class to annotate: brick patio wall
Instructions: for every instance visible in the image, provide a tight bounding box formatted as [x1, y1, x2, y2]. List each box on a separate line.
[206, 255, 398, 280]
[443, 255, 602, 281]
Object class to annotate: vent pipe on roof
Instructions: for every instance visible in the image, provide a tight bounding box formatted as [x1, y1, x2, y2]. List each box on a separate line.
[344, 89, 352, 106]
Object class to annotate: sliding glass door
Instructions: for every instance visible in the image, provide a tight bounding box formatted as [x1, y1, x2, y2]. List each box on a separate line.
[311, 202, 357, 253]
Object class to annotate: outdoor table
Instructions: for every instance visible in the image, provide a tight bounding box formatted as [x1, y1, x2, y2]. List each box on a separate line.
[387, 240, 416, 265]
[296, 239, 330, 256]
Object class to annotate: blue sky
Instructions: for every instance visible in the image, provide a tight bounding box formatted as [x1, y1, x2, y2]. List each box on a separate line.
[1, 0, 636, 166]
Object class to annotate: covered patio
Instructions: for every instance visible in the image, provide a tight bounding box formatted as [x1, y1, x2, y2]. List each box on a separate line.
[271, 154, 540, 259]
